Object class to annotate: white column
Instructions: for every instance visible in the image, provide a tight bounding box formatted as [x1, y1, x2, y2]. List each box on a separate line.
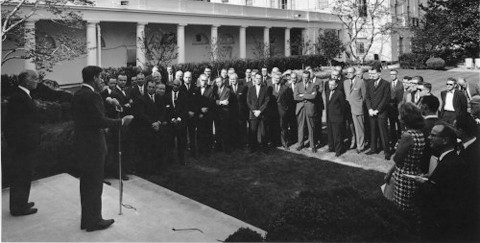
[211, 25, 219, 61]
[97, 23, 102, 67]
[177, 23, 186, 64]
[86, 21, 98, 66]
[239, 25, 247, 59]
[24, 20, 36, 70]
[264, 26, 270, 58]
[136, 22, 147, 68]
[301, 28, 308, 55]
[309, 27, 318, 55]
[284, 27, 291, 57]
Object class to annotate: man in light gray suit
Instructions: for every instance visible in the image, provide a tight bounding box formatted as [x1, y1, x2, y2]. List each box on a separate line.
[344, 67, 367, 153]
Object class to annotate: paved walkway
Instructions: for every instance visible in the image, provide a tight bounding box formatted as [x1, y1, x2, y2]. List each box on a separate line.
[2, 174, 265, 242]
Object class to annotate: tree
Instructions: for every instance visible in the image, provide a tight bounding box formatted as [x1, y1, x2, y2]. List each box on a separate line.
[140, 26, 178, 68]
[1, 0, 93, 72]
[412, 0, 480, 59]
[332, 0, 396, 63]
[316, 29, 345, 66]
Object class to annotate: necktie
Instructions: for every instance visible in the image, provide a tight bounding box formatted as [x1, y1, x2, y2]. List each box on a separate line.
[329, 90, 334, 101]
[350, 79, 354, 93]
[140, 86, 144, 95]
[256, 86, 259, 98]
[304, 82, 308, 89]
[374, 81, 378, 88]
[276, 84, 280, 93]
[186, 84, 190, 90]
[233, 85, 237, 93]
[173, 91, 177, 108]
[150, 94, 155, 102]
[201, 88, 205, 96]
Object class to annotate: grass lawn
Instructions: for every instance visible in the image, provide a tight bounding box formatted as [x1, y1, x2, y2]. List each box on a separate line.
[380, 68, 480, 98]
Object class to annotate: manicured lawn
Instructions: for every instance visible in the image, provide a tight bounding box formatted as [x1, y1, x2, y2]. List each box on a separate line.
[380, 68, 480, 97]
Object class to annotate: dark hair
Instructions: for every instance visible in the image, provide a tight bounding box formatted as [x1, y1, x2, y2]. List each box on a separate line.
[303, 70, 311, 77]
[82, 66, 103, 83]
[403, 76, 412, 81]
[145, 75, 155, 84]
[436, 122, 458, 147]
[399, 102, 425, 129]
[447, 77, 457, 83]
[423, 82, 432, 92]
[371, 65, 381, 73]
[455, 114, 477, 137]
[18, 70, 35, 86]
[413, 75, 424, 83]
[420, 95, 440, 113]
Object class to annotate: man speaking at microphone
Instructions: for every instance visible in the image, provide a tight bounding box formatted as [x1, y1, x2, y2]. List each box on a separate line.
[72, 66, 134, 232]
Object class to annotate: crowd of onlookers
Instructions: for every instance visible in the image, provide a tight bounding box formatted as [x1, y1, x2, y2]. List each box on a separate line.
[98, 63, 479, 240]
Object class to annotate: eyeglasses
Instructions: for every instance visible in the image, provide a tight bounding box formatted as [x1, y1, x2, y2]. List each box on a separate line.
[446, 83, 454, 86]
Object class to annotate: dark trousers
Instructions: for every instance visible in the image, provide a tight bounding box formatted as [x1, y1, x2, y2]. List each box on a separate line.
[186, 116, 197, 152]
[327, 121, 345, 154]
[168, 124, 187, 163]
[136, 129, 156, 173]
[387, 103, 401, 145]
[105, 128, 129, 177]
[297, 110, 315, 148]
[79, 144, 106, 227]
[279, 110, 289, 147]
[231, 118, 248, 148]
[249, 117, 265, 149]
[314, 109, 323, 145]
[369, 114, 390, 154]
[286, 110, 297, 144]
[9, 147, 36, 212]
[441, 110, 457, 125]
[215, 109, 231, 152]
[269, 114, 281, 146]
[197, 115, 213, 156]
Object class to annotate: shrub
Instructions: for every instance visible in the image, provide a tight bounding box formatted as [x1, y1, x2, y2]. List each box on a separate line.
[425, 57, 446, 70]
[399, 53, 429, 69]
[265, 187, 413, 242]
[224, 227, 265, 242]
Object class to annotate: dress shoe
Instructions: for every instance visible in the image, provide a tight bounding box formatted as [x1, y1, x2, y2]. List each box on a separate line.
[356, 148, 366, 154]
[366, 150, 378, 155]
[11, 207, 38, 216]
[86, 219, 115, 232]
[295, 145, 303, 151]
[385, 154, 391, 160]
[335, 152, 341, 157]
[26, 202, 35, 209]
[283, 145, 290, 150]
[349, 143, 356, 149]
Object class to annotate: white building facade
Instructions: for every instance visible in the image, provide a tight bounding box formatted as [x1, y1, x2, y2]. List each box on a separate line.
[2, 0, 343, 85]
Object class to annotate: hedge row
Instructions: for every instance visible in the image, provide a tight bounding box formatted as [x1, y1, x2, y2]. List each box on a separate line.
[399, 53, 446, 70]
[104, 55, 328, 82]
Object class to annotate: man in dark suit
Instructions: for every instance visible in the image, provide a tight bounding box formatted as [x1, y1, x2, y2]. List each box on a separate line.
[129, 73, 146, 102]
[326, 78, 347, 156]
[181, 71, 198, 157]
[261, 67, 271, 86]
[229, 73, 249, 148]
[387, 69, 404, 147]
[243, 69, 253, 88]
[72, 66, 133, 232]
[132, 77, 161, 174]
[195, 74, 215, 157]
[165, 79, 188, 164]
[286, 72, 299, 144]
[294, 71, 318, 153]
[457, 77, 480, 102]
[247, 73, 270, 152]
[365, 67, 391, 160]
[419, 95, 440, 174]
[416, 124, 468, 241]
[4, 70, 40, 216]
[213, 77, 232, 153]
[164, 65, 175, 88]
[440, 78, 468, 125]
[272, 72, 292, 149]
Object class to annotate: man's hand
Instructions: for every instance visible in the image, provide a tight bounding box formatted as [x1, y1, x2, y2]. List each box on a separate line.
[299, 94, 304, 97]
[253, 110, 261, 117]
[201, 107, 208, 113]
[188, 111, 195, 117]
[152, 122, 160, 131]
[122, 115, 134, 126]
[368, 109, 375, 117]
[199, 114, 204, 119]
[374, 110, 379, 116]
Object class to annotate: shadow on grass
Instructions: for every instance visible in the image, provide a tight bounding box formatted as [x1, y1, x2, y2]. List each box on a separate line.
[145, 148, 413, 241]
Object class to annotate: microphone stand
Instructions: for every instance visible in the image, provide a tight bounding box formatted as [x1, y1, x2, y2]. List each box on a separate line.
[116, 106, 124, 215]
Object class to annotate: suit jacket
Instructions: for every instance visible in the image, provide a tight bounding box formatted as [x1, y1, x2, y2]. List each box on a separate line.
[100, 88, 118, 119]
[440, 89, 468, 116]
[247, 85, 270, 119]
[4, 86, 40, 151]
[133, 93, 161, 134]
[112, 86, 132, 115]
[313, 78, 324, 112]
[72, 86, 122, 163]
[344, 77, 366, 115]
[294, 81, 318, 117]
[181, 83, 197, 113]
[365, 78, 391, 117]
[458, 81, 480, 99]
[129, 85, 146, 102]
[165, 89, 188, 123]
[214, 85, 231, 114]
[276, 84, 292, 117]
[390, 79, 404, 105]
[326, 88, 347, 123]
[195, 86, 215, 118]
[229, 83, 249, 120]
